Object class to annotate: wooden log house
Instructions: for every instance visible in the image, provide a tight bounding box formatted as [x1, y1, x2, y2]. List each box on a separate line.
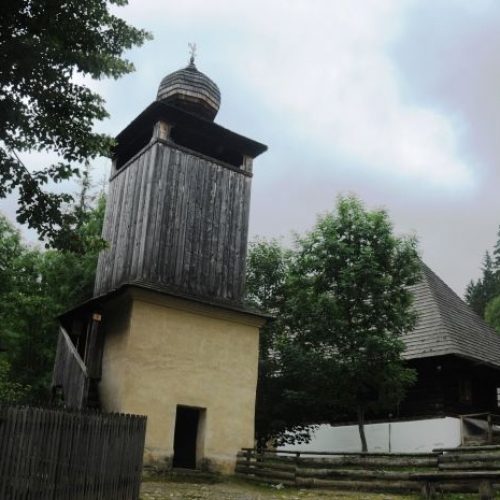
[400, 263, 500, 421]
[52, 55, 268, 473]
[299, 263, 500, 452]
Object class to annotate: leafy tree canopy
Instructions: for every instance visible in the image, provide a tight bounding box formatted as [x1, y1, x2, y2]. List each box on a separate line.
[0, 189, 105, 403]
[466, 251, 499, 318]
[0, 0, 150, 250]
[246, 240, 320, 448]
[246, 196, 421, 451]
[485, 295, 500, 333]
[465, 225, 500, 324]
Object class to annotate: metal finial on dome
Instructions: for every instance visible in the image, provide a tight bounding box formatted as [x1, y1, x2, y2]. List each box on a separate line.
[188, 42, 197, 66]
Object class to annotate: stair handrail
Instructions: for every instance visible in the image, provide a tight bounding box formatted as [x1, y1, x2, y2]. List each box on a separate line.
[52, 325, 89, 409]
[461, 412, 500, 445]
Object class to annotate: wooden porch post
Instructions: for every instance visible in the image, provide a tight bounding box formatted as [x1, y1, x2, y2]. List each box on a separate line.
[84, 313, 103, 379]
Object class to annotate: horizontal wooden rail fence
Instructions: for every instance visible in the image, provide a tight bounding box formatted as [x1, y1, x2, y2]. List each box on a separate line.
[0, 405, 147, 499]
[236, 447, 500, 498]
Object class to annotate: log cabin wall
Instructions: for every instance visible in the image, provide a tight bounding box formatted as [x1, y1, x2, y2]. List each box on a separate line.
[94, 137, 253, 304]
[398, 355, 500, 419]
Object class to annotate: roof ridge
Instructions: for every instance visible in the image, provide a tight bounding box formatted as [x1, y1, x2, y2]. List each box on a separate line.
[405, 261, 500, 368]
[419, 262, 462, 354]
[422, 262, 500, 340]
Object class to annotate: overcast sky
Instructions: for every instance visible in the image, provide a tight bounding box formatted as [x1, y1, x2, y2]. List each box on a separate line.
[3, 0, 500, 296]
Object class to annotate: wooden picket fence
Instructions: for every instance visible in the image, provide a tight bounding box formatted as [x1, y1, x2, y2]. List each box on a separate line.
[0, 405, 147, 499]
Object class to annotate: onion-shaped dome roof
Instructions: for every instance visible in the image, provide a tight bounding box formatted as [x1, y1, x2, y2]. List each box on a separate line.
[157, 58, 221, 121]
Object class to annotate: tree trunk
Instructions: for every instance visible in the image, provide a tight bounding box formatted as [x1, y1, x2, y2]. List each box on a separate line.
[357, 406, 368, 452]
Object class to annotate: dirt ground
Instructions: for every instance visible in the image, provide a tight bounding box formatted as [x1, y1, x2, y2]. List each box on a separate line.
[140, 478, 419, 500]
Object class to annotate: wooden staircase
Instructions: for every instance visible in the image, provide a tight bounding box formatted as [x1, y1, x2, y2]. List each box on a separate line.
[461, 413, 500, 446]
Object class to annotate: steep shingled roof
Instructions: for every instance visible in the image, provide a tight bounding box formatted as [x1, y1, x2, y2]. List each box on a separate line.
[403, 263, 500, 368]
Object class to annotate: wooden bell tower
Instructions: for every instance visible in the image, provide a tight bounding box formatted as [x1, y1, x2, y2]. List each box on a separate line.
[94, 56, 266, 306]
[84, 56, 267, 473]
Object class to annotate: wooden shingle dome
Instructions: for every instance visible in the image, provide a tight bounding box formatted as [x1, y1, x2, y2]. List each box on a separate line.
[157, 58, 221, 121]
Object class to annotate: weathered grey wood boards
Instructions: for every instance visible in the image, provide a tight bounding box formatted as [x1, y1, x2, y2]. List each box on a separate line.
[157, 59, 221, 121]
[236, 448, 500, 497]
[94, 139, 253, 304]
[52, 326, 88, 409]
[0, 405, 146, 499]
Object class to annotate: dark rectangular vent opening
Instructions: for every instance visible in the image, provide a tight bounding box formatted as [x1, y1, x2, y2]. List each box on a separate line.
[170, 125, 243, 168]
[115, 128, 152, 169]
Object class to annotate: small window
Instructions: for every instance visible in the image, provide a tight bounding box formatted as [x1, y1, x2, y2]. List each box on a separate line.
[170, 126, 243, 167]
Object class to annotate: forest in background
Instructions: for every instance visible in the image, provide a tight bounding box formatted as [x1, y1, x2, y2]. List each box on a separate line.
[0, 194, 421, 452]
[0, 177, 105, 403]
[466, 228, 500, 332]
[0, 0, 148, 402]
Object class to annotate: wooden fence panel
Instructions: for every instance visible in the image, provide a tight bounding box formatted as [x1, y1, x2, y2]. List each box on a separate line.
[0, 406, 146, 500]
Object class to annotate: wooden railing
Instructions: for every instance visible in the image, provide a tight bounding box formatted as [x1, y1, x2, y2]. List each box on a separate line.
[461, 413, 500, 445]
[52, 326, 89, 409]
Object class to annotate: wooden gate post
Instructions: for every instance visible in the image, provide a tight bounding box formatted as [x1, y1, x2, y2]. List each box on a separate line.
[479, 479, 494, 500]
[294, 452, 301, 486]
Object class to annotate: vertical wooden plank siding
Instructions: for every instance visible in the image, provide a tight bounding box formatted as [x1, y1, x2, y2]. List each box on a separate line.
[94, 140, 253, 304]
[52, 327, 89, 410]
[0, 406, 146, 499]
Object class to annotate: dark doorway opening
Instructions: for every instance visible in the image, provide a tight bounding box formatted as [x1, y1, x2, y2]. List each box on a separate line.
[173, 406, 200, 469]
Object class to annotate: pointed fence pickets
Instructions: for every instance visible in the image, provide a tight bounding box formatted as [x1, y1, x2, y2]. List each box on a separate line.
[0, 405, 146, 499]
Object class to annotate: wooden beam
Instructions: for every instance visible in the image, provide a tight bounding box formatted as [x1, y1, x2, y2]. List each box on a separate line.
[84, 313, 103, 380]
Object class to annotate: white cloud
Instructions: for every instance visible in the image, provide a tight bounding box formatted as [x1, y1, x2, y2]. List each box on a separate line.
[114, 0, 474, 189]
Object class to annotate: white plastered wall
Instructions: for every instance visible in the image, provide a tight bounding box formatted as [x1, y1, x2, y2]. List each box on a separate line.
[282, 417, 461, 453]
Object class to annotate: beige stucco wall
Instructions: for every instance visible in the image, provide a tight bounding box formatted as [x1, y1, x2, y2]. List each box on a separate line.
[99, 289, 264, 474]
[99, 295, 132, 412]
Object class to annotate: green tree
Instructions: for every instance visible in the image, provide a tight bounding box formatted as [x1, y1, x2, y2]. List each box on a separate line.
[289, 196, 420, 451]
[493, 226, 500, 270]
[0, 217, 33, 401]
[248, 196, 421, 451]
[246, 240, 320, 447]
[485, 296, 500, 334]
[466, 251, 500, 317]
[0, 357, 30, 402]
[0, 0, 150, 249]
[0, 193, 105, 402]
